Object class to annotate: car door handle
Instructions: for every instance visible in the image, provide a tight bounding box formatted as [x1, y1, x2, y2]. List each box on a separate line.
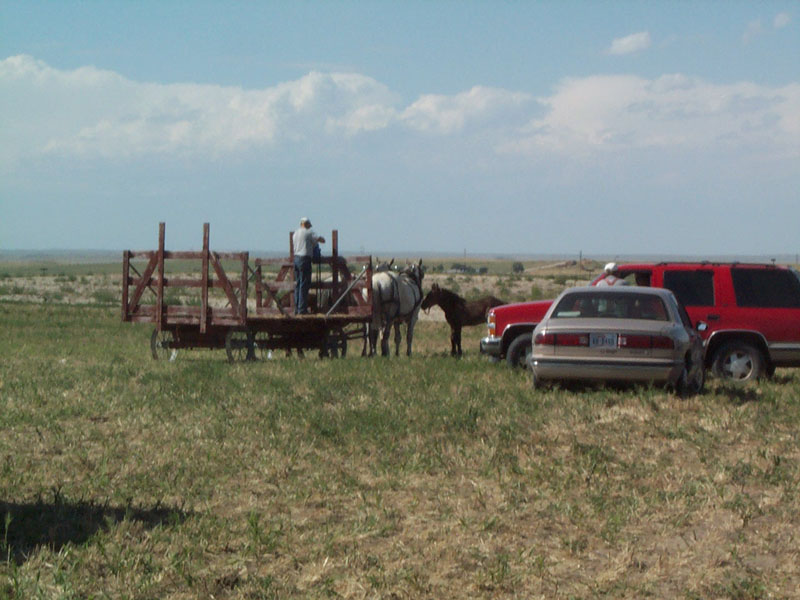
[706, 314, 720, 321]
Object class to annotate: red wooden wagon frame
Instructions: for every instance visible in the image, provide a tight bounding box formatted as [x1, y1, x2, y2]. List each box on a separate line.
[122, 223, 373, 362]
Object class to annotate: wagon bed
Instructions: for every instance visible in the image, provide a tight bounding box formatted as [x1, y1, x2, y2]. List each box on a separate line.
[122, 223, 373, 361]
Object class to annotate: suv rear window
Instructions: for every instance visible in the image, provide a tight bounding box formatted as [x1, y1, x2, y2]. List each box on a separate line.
[731, 268, 800, 308]
[662, 270, 714, 307]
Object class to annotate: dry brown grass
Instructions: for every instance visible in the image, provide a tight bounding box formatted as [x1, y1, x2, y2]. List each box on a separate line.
[2, 263, 799, 599]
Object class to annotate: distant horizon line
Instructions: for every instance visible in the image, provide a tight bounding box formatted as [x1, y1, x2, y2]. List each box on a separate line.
[1, 248, 799, 265]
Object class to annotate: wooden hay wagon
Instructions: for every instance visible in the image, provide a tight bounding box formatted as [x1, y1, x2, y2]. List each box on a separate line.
[122, 223, 374, 362]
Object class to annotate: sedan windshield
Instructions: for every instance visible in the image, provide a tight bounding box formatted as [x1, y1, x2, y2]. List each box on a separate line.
[553, 292, 669, 321]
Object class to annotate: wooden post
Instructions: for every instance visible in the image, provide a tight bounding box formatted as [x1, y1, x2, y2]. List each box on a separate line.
[366, 256, 373, 307]
[201, 223, 209, 333]
[289, 231, 295, 314]
[121, 250, 130, 322]
[156, 222, 165, 331]
[241, 252, 249, 323]
[255, 264, 263, 309]
[332, 230, 339, 311]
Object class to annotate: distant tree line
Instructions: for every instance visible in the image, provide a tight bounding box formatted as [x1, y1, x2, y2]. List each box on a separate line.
[449, 263, 489, 275]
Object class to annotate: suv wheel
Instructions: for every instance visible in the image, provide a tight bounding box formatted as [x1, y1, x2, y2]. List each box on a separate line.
[506, 334, 532, 370]
[712, 342, 764, 382]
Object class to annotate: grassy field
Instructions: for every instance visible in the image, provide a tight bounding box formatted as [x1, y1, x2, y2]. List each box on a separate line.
[0, 255, 600, 308]
[1, 269, 800, 599]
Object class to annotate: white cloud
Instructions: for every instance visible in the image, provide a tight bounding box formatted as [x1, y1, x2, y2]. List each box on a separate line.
[607, 31, 651, 56]
[400, 86, 531, 134]
[774, 12, 791, 29]
[744, 13, 793, 43]
[0, 55, 401, 160]
[743, 18, 765, 43]
[500, 74, 800, 160]
[2, 55, 798, 170]
[0, 55, 530, 160]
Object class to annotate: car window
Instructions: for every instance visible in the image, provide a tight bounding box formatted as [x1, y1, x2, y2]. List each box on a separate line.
[553, 293, 669, 320]
[662, 270, 714, 307]
[677, 304, 693, 329]
[731, 268, 800, 308]
[618, 270, 652, 287]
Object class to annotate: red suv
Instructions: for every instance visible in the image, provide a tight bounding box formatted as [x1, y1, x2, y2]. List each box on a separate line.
[480, 262, 800, 381]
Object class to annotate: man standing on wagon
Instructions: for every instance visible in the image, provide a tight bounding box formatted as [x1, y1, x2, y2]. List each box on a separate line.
[293, 217, 325, 314]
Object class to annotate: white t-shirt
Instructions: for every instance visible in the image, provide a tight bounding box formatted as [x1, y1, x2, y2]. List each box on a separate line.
[596, 275, 628, 286]
[293, 227, 320, 257]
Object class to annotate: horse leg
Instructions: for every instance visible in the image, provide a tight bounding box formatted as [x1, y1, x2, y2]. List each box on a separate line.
[406, 314, 419, 357]
[380, 322, 391, 357]
[450, 327, 458, 356]
[455, 326, 462, 357]
[394, 322, 402, 356]
[370, 321, 382, 357]
[366, 324, 375, 356]
[367, 323, 374, 356]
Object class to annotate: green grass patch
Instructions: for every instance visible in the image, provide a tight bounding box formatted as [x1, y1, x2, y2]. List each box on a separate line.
[1, 301, 799, 598]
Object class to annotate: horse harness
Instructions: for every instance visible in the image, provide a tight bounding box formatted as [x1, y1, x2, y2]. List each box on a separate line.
[380, 267, 423, 323]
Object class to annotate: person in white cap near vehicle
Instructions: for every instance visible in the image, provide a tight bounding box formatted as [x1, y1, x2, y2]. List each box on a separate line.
[293, 217, 325, 314]
[596, 262, 628, 286]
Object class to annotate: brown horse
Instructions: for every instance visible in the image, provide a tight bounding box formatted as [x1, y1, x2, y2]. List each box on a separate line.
[421, 283, 505, 356]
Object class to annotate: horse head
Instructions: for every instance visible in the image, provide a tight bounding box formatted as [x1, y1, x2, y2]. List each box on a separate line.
[421, 282, 441, 312]
[374, 257, 395, 272]
[400, 259, 424, 286]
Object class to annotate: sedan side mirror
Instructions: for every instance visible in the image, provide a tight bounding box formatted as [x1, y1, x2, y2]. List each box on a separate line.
[696, 321, 708, 332]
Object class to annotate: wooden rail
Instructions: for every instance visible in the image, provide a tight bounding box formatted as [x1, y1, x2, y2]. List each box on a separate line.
[122, 222, 374, 332]
[123, 223, 249, 331]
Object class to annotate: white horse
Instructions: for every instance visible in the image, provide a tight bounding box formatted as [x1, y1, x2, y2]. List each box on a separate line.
[370, 260, 424, 357]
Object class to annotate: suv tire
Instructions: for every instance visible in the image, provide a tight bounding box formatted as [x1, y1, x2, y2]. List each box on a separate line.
[712, 341, 764, 382]
[506, 334, 532, 370]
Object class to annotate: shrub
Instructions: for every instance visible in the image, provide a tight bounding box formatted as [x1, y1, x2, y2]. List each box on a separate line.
[91, 289, 117, 304]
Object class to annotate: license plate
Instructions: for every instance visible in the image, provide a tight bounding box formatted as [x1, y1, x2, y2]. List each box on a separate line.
[590, 333, 618, 348]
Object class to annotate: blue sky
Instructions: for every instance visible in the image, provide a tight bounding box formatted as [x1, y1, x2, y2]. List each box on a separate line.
[1, 1, 798, 256]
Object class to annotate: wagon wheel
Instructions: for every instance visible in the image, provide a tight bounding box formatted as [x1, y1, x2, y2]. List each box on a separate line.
[322, 327, 347, 359]
[151, 329, 178, 361]
[254, 331, 274, 361]
[225, 328, 255, 363]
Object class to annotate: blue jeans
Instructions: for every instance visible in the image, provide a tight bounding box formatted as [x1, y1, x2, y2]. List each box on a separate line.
[294, 255, 312, 314]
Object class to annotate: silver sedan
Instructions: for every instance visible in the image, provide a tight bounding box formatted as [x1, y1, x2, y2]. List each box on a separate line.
[527, 287, 705, 395]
